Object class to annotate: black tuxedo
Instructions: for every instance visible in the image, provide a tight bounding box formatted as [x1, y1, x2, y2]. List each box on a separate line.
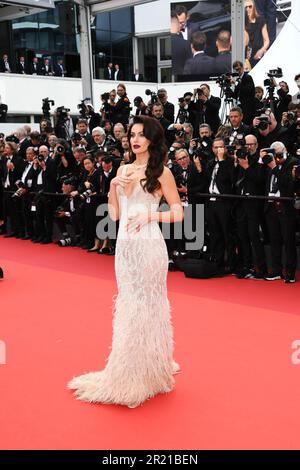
[28, 62, 40, 75]
[53, 63, 67, 77]
[233, 73, 256, 125]
[0, 59, 12, 73]
[16, 61, 27, 74]
[163, 101, 175, 124]
[183, 52, 215, 78]
[171, 33, 192, 76]
[113, 70, 124, 81]
[104, 68, 114, 80]
[40, 64, 53, 76]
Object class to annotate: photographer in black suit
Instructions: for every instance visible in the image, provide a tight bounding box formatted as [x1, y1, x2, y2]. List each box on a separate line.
[190, 84, 221, 135]
[233, 134, 267, 278]
[232, 61, 256, 125]
[263, 142, 298, 283]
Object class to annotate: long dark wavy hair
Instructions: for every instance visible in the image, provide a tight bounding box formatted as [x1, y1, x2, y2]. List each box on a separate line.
[127, 115, 167, 194]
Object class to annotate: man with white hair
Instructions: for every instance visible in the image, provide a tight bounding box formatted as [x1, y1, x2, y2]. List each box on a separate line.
[263, 141, 298, 283]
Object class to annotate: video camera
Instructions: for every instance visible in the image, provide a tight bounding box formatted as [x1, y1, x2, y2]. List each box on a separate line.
[42, 97, 55, 118]
[77, 98, 91, 118]
[210, 72, 239, 88]
[56, 106, 70, 121]
[145, 89, 159, 105]
[264, 68, 283, 88]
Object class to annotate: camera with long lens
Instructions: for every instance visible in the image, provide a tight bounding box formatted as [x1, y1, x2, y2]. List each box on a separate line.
[56, 144, 65, 154]
[42, 97, 55, 118]
[210, 72, 239, 90]
[12, 180, 26, 198]
[145, 89, 159, 104]
[267, 68, 283, 79]
[58, 237, 73, 247]
[37, 154, 45, 162]
[261, 148, 275, 165]
[5, 134, 19, 144]
[175, 129, 186, 138]
[79, 188, 93, 201]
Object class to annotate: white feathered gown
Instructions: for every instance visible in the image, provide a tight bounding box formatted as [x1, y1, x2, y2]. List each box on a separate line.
[68, 174, 177, 407]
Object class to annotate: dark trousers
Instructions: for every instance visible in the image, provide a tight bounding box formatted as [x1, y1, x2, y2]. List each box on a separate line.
[207, 200, 235, 268]
[255, 0, 277, 45]
[265, 203, 297, 275]
[236, 202, 267, 272]
[35, 196, 55, 240]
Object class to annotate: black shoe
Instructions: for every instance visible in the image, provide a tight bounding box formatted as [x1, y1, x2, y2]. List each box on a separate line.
[264, 272, 283, 281]
[250, 271, 267, 280]
[108, 247, 115, 255]
[40, 238, 52, 244]
[21, 235, 31, 240]
[168, 259, 178, 271]
[284, 274, 296, 284]
[4, 233, 16, 238]
[235, 268, 253, 279]
[32, 236, 44, 243]
[100, 247, 110, 254]
[0, 267, 3, 279]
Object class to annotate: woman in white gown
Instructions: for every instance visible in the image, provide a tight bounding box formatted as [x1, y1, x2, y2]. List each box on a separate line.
[68, 116, 183, 408]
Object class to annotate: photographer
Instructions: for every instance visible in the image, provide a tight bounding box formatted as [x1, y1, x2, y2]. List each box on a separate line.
[54, 177, 82, 247]
[13, 146, 39, 240]
[90, 126, 107, 154]
[232, 61, 256, 125]
[54, 107, 73, 140]
[53, 140, 75, 185]
[151, 103, 173, 147]
[252, 110, 291, 150]
[111, 84, 131, 128]
[75, 119, 94, 149]
[31, 145, 58, 244]
[228, 107, 251, 140]
[1, 141, 23, 237]
[206, 138, 236, 271]
[157, 88, 175, 124]
[134, 96, 149, 117]
[274, 81, 292, 122]
[263, 142, 298, 282]
[188, 124, 214, 167]
[191, 84, 221, 135]
[175, 97, 190, 124]
[233, 135, 267, 279]
[70, 156, 101, 250]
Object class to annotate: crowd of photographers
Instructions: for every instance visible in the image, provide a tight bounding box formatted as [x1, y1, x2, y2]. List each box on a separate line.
[1, 69, 300, 283]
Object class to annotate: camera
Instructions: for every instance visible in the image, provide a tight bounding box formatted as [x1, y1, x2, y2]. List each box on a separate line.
[261, 148, 275, 165]
[72, 132, 82, 142]
[287, 111, 296, 121]
[56, 145, 65, 154]
[58, 237, 73, 247]
[234, 133, 246, 147]
[37, 155, 45, 162]
[175, 129, 186, 138]
[42, 97, 55, 118]
[79, 189, 93, 201]
[5, 134, 19, 144]
[226, 144, 236, 156]
[145, 89, 159, 104]
[236, 148, 249, 159]
[267, 68, 283, 79]
[77, 98, 91, 117]
[256, 116, 270, 131]
[56, 106, 70, 121]
[12, 180, 26, 198]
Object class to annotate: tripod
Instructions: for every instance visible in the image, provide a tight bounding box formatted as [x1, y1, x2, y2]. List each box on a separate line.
[220, 97, 234, 124]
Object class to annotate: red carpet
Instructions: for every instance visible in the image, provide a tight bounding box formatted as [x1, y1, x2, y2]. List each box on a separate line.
[0, 238, 300, 450]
